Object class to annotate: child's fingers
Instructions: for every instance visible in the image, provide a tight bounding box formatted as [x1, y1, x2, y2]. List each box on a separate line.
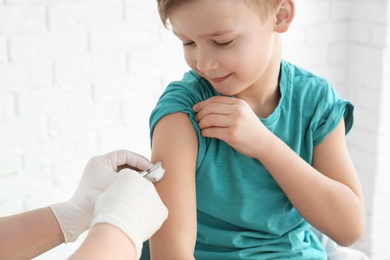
[193, 96, 235, 112]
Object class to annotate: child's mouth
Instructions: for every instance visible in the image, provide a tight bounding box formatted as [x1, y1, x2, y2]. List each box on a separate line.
[208, 73, 231, 83]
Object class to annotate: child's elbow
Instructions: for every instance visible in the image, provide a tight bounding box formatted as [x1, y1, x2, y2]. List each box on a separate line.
[336, 218, 366, 247]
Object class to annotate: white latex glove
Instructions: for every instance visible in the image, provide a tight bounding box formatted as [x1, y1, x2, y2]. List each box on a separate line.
[50, 150, 153, 243]
[91, 169, 168, 259]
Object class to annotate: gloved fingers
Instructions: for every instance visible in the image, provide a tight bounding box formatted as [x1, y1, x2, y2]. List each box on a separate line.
[104, 150, 153, 172]
[93, 169, 168, 242]
[109, 169, 168, 229]
[85, 190, 102, 205]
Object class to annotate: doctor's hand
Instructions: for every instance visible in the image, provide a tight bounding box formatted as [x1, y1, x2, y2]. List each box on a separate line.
[91, 169, 168, 259]
[50, 150, 153, 243]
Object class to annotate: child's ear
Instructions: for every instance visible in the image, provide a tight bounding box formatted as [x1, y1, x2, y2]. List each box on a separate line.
[274, 0, 295, 33]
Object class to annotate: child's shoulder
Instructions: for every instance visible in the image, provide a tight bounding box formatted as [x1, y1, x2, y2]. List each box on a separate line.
[281, 60, 334, 96]
[282, 60, 329, 83]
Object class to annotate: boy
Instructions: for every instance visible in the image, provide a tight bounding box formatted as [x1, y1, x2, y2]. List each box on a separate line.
[148, 0, 365, 259]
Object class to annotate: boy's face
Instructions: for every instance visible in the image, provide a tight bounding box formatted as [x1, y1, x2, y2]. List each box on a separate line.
[169, 0, 278, 96]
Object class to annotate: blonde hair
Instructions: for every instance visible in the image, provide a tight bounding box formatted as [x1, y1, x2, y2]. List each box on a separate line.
[157, 0, 280, 28]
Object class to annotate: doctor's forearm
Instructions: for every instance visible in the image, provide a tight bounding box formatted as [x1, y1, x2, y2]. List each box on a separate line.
[0, 207, 64, 259]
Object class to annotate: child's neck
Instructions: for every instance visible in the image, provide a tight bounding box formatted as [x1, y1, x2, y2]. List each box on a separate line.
[237, 79, 281, 119]
[235, 39, 282, 118]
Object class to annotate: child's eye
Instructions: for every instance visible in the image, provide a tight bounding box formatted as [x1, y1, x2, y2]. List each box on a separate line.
[214, 40, 234, 47]
[183, 41, 196, 47]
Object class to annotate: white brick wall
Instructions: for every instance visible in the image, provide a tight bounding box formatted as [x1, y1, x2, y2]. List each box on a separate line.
[48, 0, 123, 29]
[0, 35, 7, 62]
[0, 0, 388, 259]
[9, 30, 89, 62]
[0, 5, 46, 33]
[0, 1, 184, 257]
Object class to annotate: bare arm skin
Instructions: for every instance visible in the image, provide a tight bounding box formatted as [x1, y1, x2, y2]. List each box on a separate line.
[0, 207, 64, 260]
[149, 113, 198, 259]
[0, 210, 138, 260]
[194, 96, 365, 246]
[69, 223, 136, 260]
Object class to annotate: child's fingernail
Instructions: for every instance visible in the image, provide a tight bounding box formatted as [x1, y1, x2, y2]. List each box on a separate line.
[193, 104, 198, 111]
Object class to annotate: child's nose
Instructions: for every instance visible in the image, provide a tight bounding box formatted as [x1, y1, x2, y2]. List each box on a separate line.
[196, 48, 218, 73]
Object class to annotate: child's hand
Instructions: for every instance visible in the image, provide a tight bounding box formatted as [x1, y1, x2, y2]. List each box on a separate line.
[193, 96, 267, 158]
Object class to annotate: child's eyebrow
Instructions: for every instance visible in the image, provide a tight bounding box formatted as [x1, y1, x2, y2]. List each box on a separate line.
[199, 30, 234, 37]
[173, 30, 234, 38]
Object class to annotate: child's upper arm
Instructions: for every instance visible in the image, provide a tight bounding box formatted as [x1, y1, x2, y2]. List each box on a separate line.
[149, 112, 198, 260]
[312, 118, 364, 203]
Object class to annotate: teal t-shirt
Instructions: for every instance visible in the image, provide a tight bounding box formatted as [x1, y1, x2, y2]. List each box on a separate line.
[149, 60, 353, 259]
